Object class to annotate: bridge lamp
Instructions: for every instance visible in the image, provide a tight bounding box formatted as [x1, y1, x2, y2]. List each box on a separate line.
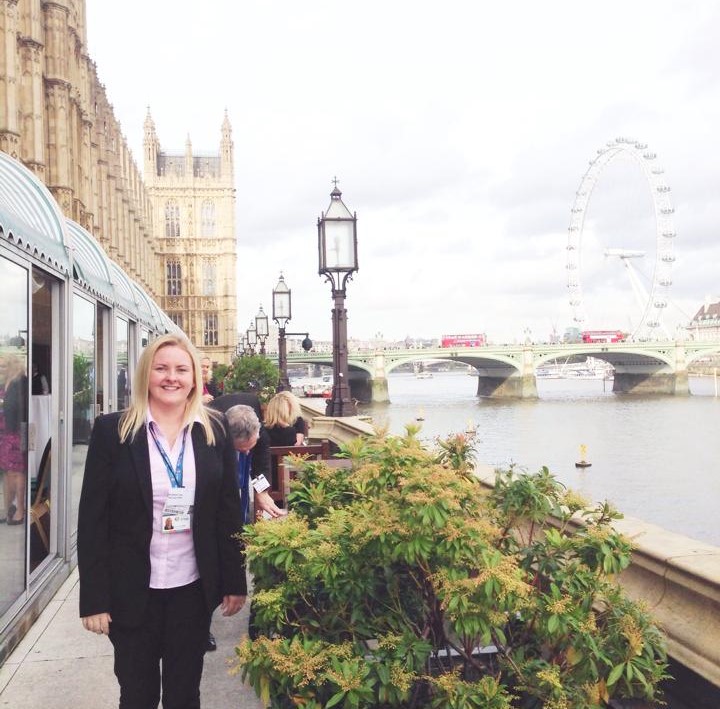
[318, 179, 358, 416]
[255, 305, 269, 355]
[272, 273, 292, 391]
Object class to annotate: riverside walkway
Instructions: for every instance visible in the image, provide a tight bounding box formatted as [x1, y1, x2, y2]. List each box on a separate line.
[0, 568, 263, 708]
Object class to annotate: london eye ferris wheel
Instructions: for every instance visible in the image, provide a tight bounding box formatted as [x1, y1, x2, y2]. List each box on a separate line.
[566, 137, 677, 341]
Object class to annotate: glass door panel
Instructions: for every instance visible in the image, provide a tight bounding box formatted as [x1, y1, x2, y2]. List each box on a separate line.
[0, 256, 29, 615]
[29, 269, 55, 573]
[71, 294, 95, 541]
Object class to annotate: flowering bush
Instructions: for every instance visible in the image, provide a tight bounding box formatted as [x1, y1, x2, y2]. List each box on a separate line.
[235, 428, 667, 708]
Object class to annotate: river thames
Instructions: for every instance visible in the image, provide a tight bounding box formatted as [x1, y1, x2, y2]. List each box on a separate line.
[357, 372, 720, 548]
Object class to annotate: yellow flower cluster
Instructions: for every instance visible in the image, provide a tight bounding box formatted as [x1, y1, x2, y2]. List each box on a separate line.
[582, 681, 604, 705]
[536, 665, 562, 689]
[579, 611, 598, 634]
[429, 668, 462, 693]
[261, 638, 354, 688]
[545, 596, 572, 615]
[252, 588, 284, 611]
[562, 489, 590, 511]
[476, 556, 531, 598]
[389, 663, 415, 693]
[620, 614, 645, 657]
[304, 540, 341, 564]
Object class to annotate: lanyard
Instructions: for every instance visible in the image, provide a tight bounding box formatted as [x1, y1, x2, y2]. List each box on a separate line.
[149, 423, 188, 488]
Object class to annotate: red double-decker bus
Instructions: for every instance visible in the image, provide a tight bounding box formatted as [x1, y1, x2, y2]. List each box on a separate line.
[440, 333, 487, 348]
[581, 330, 626, 343]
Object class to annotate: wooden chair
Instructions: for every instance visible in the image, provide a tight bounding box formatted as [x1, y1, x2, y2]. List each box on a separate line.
[268, 440, 330, 508]
[30, 439, 52, 568]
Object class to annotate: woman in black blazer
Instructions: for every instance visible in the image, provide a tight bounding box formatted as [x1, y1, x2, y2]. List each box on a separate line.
[78, 334, 246, 709]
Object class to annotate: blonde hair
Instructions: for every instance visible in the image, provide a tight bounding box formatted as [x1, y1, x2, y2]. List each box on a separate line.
[118, 334, 219, 444]
[0, 352, 26, 386]
[264, 390, 302, 429]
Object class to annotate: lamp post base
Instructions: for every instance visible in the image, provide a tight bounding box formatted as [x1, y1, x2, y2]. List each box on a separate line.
[325, 392, 357, 417]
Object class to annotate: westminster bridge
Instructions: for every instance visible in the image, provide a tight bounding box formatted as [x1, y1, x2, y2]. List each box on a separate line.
[286, 339, 720, 402]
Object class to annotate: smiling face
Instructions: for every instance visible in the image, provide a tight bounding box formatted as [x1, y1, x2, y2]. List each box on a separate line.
[148, 345, 195, 412]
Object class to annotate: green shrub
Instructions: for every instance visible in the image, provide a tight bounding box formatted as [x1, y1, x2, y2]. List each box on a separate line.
[235, 428, 668, 708]
[223, 354, 279, 402]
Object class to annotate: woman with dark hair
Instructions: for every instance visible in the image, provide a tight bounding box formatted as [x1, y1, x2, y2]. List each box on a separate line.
[78, 333, 246, 708]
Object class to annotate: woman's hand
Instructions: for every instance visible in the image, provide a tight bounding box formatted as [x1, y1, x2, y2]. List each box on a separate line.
[82, 612, 112, 635]
[254, 490, 287, 518]
[221, 595, 246, 616]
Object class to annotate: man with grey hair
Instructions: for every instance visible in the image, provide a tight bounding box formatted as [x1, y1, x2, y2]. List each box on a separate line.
[206, 404, 285, 653]
[224, 404, 285, 522]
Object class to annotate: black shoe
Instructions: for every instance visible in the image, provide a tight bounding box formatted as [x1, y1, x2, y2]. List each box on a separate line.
[206, 632, 217, 652]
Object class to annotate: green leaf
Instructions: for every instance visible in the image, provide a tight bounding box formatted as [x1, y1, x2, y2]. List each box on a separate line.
[607, 662, 625, 687]
[325, 691, 346, 708]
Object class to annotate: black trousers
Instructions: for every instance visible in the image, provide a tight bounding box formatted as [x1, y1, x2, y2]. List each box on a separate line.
[109, 580, 211, 709]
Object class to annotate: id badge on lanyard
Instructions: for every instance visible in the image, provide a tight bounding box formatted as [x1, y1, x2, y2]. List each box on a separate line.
[150, 424, 194, 534]
[162, 486, 194, 533]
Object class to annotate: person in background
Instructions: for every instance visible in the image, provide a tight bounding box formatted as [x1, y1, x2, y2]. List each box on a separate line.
[77, 333, 246, 708]
[31, 361, 49, 395]
[200, 357, 219, 405]
[204, 403, 284, 653]
[0, 353, 28, 525]
[225, 403, 286, 523]
[263, 390, 307, 447]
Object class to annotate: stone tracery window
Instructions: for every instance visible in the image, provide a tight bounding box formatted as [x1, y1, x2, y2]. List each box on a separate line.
[165, 200, 180, 237]
[169, 312, 184, 330]
[202, 259, 216, 296]
[204, 312, 218, 346]
[166, 260, 182, 296]
[201, 200, 215, 237]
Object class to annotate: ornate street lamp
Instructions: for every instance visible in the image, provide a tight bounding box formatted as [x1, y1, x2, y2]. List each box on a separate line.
[272, 273, 292, 391]
[318, 179, 358, 416]
[246, 321, 257, 354]
[255, 305, 269, 355]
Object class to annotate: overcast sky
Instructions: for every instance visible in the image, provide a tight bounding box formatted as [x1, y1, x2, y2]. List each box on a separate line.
[85, 1, 720, 344]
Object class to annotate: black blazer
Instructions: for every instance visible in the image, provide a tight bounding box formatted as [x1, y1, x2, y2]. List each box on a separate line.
[77, 411, 246, 626]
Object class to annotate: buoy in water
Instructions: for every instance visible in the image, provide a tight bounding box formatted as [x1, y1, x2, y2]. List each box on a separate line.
[575, 443, 591, 468]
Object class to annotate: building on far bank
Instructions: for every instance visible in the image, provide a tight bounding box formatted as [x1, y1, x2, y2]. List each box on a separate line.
[143, 110, 238, 363]
[687, 299, 720, 340]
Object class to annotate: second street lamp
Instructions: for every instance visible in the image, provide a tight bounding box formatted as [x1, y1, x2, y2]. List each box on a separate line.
[255, 305, 269, 355]
[318, 179, 358, 416]
[272, 273, 292, 391]
[246, 321, 257, 354]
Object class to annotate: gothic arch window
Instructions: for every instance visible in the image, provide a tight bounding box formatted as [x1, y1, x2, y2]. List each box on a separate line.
[202, 259, 216, 296]
[166, 260, 182, 296]
[169, 312, 184, 330]
[165, 200, 181, 238]
[204, 313, 219, 347]
[201, 200, 216, 237]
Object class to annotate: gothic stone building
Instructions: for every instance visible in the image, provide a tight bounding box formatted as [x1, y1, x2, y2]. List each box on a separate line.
[0, 0, 238, 361]
[143, 110, 237, 363]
